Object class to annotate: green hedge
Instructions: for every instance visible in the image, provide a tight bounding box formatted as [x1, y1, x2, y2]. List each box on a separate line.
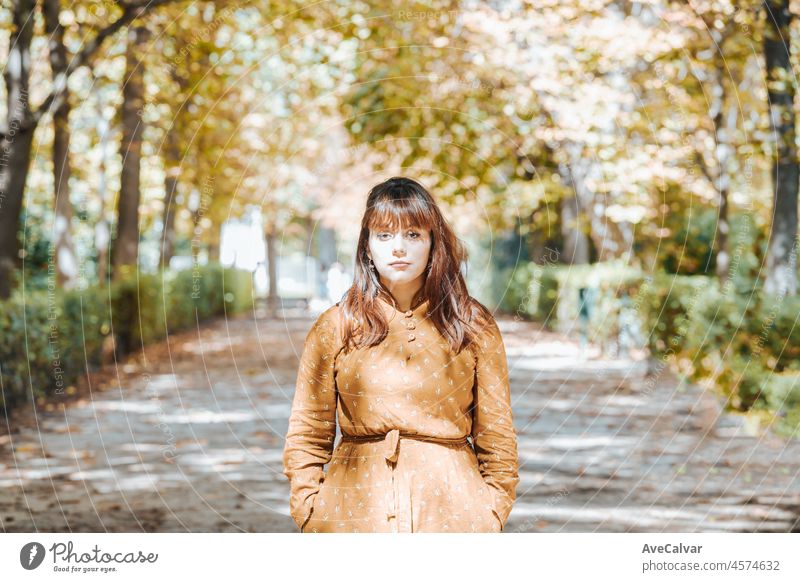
[499, 259, 643, 335]
[498, 260, 800, 438]
[627, 274, 800, 437]
[0, 263, 253, 413]
[495, 262, 560, 329]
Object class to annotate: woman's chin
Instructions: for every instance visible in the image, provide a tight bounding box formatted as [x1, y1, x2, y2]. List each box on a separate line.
[383, 272, 422, 282]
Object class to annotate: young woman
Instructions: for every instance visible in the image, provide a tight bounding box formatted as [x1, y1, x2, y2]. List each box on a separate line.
[282, 176, 519, 533]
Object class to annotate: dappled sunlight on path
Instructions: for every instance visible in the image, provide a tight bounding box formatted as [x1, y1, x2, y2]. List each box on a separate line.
[1, 312, 798, 532]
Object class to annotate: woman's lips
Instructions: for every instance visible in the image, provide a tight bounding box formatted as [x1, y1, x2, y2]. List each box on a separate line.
[390, 262, 410, 269]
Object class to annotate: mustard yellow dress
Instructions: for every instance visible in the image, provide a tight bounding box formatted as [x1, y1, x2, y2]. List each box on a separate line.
[282, 296, 519, 533]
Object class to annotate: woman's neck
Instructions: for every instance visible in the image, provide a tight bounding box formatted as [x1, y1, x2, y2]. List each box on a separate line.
[382, 280, 425, 312]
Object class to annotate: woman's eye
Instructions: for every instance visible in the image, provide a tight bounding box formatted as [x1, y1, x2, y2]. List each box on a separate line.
[407, 231, 420, 239]
[378, 233, 392, 240]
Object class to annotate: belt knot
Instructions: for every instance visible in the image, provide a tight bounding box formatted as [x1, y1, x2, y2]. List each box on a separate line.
[384, 429, 401, 463]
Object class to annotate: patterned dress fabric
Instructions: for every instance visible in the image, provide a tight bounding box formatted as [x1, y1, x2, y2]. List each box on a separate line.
[282, 295, 519, 533]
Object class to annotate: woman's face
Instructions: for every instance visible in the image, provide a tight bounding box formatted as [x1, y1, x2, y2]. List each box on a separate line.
[367, 223, 432, 289]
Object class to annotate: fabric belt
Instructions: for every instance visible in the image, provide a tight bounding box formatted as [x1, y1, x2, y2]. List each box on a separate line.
[340, 428, 470, 462]
[339, 429, 471, 530]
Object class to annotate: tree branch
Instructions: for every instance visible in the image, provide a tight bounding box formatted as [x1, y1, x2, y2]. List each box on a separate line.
[26, 0, 174, 129]
[693, 149, 716, 186]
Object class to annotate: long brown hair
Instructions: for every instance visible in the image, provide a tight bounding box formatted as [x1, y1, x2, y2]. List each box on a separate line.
[337, 176, 494, 355]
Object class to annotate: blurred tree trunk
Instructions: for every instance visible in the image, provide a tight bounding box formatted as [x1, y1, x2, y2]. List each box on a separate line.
[265, 219, 279, 318]
[762, 0, 798, 296]
[0, 0, 36, 299]
[565, 146, 613, 263]
[208, 223, 221, 262]
[538, 132, 592, 266]
[317, 226, 337, 270]
[96, 108, 112, 285]
[160, 130, 181, 269]
[527, 207, 552, 265]
[711, 94, 736, 282]
[0, 0, 172, 298]
[687, 22, 739, 283]
[44, 0, 78, 289]
[559, 192, 590, 265]
[112, 26, 149, 280]
[300, 215, 313, 256]
[190, 190, 202, 264]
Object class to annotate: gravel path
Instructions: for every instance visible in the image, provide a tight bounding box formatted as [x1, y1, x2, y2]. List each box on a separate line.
[2, 307, 798, 532]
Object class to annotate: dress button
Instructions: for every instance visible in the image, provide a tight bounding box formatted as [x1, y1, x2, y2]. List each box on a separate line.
[406, 321, 415, 330]
[404, 310, 413, 317]
[408, 334, 416, 342]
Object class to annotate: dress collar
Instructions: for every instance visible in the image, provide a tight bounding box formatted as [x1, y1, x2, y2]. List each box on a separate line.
[377, 294, 430, 319]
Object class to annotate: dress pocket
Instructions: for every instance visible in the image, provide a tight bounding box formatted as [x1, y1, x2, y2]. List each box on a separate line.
[300, 494, 318, 532]
[300, 475, 328, 532]
[480, 480, 503, 532]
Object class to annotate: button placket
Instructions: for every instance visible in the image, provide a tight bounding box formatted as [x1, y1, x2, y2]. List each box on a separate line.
[404, 309, 417, 341]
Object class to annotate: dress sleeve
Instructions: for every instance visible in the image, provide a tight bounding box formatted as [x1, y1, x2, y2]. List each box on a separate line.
[282, 307, 340, 531]
[470, 316, 519, 529]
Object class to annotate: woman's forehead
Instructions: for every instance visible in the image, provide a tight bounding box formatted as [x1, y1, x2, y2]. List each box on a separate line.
[369, 216, 429, 231]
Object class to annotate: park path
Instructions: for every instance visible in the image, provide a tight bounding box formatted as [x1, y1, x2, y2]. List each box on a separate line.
[1, 306, 799, 532]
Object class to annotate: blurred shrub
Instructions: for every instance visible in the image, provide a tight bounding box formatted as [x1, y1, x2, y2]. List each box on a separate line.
[0, 263, 253, 413]
[639, 274, 800, 435]
[0, 292, 56, 414]
[635, 273, 717, 357]
[658, 206, 718, 275]
[60, 284, 113, 371]
[497, 257, 800, 437]
[495, 263, 560, 329]
[500, 259, 642, 335]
